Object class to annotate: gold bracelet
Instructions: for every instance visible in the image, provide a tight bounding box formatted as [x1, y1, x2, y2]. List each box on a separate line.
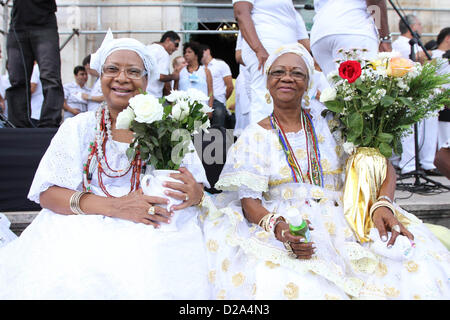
[258, 213, 274, 232]
[69, 191, 89, 215]
[369, 200, 395, 220]
[197, 192, 206, 207]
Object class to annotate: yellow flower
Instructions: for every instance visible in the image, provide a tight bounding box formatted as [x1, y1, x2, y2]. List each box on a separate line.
[208, 270, 216, 283]
[387, 57, 414, 77]
[222, 259, 230, 272]
[404, 260, 419, 273]
[369, 59, 384, 70]
[284, 282, 299, 300]
[383, 286, 400, 298]
[232, 272, 245, 287]
[207, 239, 219, 253]
[217, 289, 226, 299]
[265, 261, 280, 269]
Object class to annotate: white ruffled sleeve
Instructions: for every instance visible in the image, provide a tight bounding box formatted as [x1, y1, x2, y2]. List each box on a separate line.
[215, 124, 271, 198]
[27, 113, 92, 204]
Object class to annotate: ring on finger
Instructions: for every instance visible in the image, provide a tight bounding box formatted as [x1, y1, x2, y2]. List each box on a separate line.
[392, 224, 401, 233]
[281, 229, 287, 239]
[148, 206, 155, 215]
[185, 194, 189, 201]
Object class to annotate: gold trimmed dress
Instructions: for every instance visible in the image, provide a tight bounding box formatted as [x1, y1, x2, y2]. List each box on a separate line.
[202, 108, 450, 300]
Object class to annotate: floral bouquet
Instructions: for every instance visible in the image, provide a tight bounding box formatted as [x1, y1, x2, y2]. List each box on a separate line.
[320, 49, 449, 243]
[116, 88, 212, 171]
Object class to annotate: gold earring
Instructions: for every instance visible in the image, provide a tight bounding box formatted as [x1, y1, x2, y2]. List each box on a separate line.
[303, 95, 310, 106]
[265, 92, 272, 104]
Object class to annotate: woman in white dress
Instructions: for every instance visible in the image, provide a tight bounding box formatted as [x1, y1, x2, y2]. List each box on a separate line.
[0, 33, 212, 299]
[202, 43, 450, 300]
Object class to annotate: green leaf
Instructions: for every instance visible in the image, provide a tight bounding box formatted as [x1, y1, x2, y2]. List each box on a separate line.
[376, 132, 393, 144]
[397, 97, 413, 107]
[348, 112, 363, 136]
[324, 100, 344, 113]
[360, 102, 377, 112]
[380, 96, 395, 107]
[125, 147, 136, 161]
[378, 142, 392, 158]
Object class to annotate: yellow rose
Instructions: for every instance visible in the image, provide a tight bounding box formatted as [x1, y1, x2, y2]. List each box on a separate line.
[387, 57, 414, 77]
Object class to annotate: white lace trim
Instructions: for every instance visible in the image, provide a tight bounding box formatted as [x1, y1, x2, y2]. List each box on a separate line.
[219, 207, 370, 298]
[216, 171, 269, 193]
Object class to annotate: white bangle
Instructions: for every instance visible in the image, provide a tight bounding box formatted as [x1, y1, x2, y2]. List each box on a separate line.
[377, 195, 393, 204]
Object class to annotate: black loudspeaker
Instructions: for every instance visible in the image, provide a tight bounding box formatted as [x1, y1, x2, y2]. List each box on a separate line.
[0, 128, 57, 211]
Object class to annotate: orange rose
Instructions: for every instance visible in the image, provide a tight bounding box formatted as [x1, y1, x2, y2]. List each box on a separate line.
[387, 57, 414, 77]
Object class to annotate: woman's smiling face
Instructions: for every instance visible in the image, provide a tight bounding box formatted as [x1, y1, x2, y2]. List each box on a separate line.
[101, 50, 148, 113]
[267, 53, 309, 107]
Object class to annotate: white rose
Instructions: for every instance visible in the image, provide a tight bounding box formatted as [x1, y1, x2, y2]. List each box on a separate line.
[186, 88, 209, 104]
[116, 107, 135, 129]
[166, 90, 188, 103]
[130, 94, 164, 124]
[171, 99, 190, 121]
[342, 141, 357, 155]
[200, 103, 213, 114]
[319, 87, 337, 103]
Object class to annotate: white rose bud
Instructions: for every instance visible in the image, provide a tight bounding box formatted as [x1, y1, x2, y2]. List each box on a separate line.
[166, 90, 188, 103]
[319, 87, 337, 103]
[130, 94, 164, 124]
[186, 88, 209, 104]
[116, 107, 135, 129]
[171, 99, 190, 121]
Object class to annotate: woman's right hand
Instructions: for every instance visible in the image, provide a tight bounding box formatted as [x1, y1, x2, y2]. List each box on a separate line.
[109, 189, 172, 228]
[274, 221, 316, 260]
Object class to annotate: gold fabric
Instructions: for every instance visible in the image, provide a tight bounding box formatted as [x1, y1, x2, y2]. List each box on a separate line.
[343, 147, 387, 243]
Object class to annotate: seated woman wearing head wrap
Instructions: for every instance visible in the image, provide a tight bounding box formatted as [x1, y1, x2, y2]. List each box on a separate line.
[0, 31, 212, 299]
[203, 43, 450, 300]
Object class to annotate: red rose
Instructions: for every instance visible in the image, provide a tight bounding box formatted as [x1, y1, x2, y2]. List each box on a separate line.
[338, 60, 362, 83]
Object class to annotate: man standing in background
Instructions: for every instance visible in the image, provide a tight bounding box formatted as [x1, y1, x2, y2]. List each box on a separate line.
[6, 0, 64, 128]
[62, 66, 89, 121]
[201, 44, 234, 128]
[146, 31, 183, 98]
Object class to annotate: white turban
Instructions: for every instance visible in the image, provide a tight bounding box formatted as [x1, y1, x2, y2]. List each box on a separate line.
[264, 42, 315, 90]
[90, 29, 157, 81]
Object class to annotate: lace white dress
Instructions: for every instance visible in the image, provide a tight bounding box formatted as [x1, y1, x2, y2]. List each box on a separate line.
[0, 213, 17, 248]
[0, 111, 212, 299]
[202, 107, 450, 300]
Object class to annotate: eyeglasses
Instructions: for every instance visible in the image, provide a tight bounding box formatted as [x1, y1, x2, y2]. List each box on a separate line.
[171, 40, 180, 48]
[268, 68, 307, 81]
[102, 65, 147, 80]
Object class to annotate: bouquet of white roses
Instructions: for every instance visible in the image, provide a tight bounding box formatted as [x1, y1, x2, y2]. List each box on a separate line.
[321, 49, 449, 158]
[116, 88, 212, 170]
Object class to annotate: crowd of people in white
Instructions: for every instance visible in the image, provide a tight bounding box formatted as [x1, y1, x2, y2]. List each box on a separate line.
[0, 0, 449, 300]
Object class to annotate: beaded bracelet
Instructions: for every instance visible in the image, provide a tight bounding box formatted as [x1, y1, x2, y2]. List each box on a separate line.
[69, 191, 89, 215]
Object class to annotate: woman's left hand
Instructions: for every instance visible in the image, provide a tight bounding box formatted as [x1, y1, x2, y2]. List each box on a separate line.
[163, 167, 204, 211]
[372, 207, 414, 247]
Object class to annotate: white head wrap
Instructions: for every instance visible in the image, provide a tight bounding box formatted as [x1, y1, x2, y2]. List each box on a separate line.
[264, 42, 315, 89]
[264, 43, 318, 109]
[90, 29, 157, 81]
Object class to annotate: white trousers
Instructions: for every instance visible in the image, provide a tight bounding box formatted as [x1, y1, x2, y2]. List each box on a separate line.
[438, 121, 450, 150]
[399, 116, 439, 174]
[234, 68, 251, 137]
[311, 34, 379, 77]
[241, 47, 274, 125]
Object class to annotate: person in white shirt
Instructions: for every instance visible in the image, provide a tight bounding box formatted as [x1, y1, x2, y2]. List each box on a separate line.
[146, 31, 182, 98]
[233, 0, 310, 124]
[391, 15, 427, 64]
[311, 0, 391, 78]
[82, 54, 105, 112]
[392, 16, 440, 175]
[200, 44, 234, 128]
[233, 32, 251, 137]
[62, 66, 90, 121]
[432, 28, 450, 177]
[30, 62, 44, 126]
